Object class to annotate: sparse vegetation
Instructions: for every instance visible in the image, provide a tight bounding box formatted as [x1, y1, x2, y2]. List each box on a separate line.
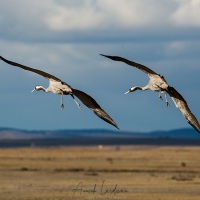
[0, 146, 200, 199]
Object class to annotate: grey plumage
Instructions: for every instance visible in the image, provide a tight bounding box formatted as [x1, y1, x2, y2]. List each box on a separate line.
[100, 54, 200, 133]
[0, 55, 119, 129]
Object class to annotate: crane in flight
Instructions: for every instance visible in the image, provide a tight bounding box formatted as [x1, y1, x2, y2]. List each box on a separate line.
[100, 54, 200, 133]
[0, 55, 119, 129]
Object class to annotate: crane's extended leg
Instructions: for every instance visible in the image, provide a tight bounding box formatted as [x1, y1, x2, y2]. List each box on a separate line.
[60, 93, 64, 110]
[158, 93, 163, 101]
[164, 92, 170, 108]
[70, 94, 82, 109]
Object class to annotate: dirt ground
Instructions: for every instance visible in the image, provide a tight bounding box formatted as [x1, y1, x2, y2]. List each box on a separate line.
[0, 145, 200, 200]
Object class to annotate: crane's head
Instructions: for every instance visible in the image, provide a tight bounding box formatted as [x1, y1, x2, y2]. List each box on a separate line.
[31, 85, 45, 92]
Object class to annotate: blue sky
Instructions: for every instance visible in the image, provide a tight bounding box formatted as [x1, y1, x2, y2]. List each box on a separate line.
[0, 0, 200, 131]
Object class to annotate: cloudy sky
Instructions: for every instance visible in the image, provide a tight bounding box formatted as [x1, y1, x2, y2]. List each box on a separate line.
[0, 0, 200, 132]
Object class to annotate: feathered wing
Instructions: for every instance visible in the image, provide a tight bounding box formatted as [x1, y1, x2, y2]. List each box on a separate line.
[167, 86, 200, 133]
[100, 54, 158, 77]
[0, 55, 61, 81]
[72, 89, 119, 129]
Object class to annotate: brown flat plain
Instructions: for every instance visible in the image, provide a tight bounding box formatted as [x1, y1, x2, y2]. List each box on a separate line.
[0, 145, 200, 200]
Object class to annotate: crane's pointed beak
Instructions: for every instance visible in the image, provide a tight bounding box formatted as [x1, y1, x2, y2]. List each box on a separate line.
[31, 88, 36, 92]
[125, 90, 131, 94]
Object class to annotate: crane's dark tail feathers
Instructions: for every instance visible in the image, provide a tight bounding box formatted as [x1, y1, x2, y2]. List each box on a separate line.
[72, 89, 119, 129]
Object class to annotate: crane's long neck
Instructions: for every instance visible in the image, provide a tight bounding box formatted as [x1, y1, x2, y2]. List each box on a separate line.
[40, 86, 46, 92]
[32, 86, 51, 93]
[44, 87, 52, 92]
[125, 85, 149, 94]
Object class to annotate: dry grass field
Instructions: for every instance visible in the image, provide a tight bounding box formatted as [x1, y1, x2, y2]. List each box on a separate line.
[0, 145, 200, 200]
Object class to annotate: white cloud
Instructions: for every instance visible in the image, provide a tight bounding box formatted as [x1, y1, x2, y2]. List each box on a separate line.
[172, 0, 200, 27]
[0, 0, 199, 42]
[45, 0, 173, 31]
[44, 1, 104, 31]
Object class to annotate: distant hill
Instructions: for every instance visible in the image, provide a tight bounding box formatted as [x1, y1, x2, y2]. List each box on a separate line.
[0, 127, 199, 140]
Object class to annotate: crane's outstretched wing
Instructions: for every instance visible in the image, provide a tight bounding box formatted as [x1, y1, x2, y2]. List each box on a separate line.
[100, 54, 158, 77]
[167, 86, 200, 133]
[72, 89, 119, 129]
[0, 55, 61, 81]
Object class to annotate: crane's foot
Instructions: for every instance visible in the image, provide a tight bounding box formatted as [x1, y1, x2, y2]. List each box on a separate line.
[158, 95, 163, 101]
[166, 102, 170, 108]
[60, 103, 64, 110]
[77, 102, 82, 109]
[70, 94, 82, 109]
[74, 99, 82, 109]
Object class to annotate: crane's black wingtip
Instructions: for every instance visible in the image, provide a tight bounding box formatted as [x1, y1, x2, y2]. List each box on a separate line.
[108, 121, 119, 130]
[115, 125, 120, 130]
[100, 54, 120, 62]
[100, 54, 111, 59]
[100, 54, 106, 57]
[0, 55, 10, 63]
